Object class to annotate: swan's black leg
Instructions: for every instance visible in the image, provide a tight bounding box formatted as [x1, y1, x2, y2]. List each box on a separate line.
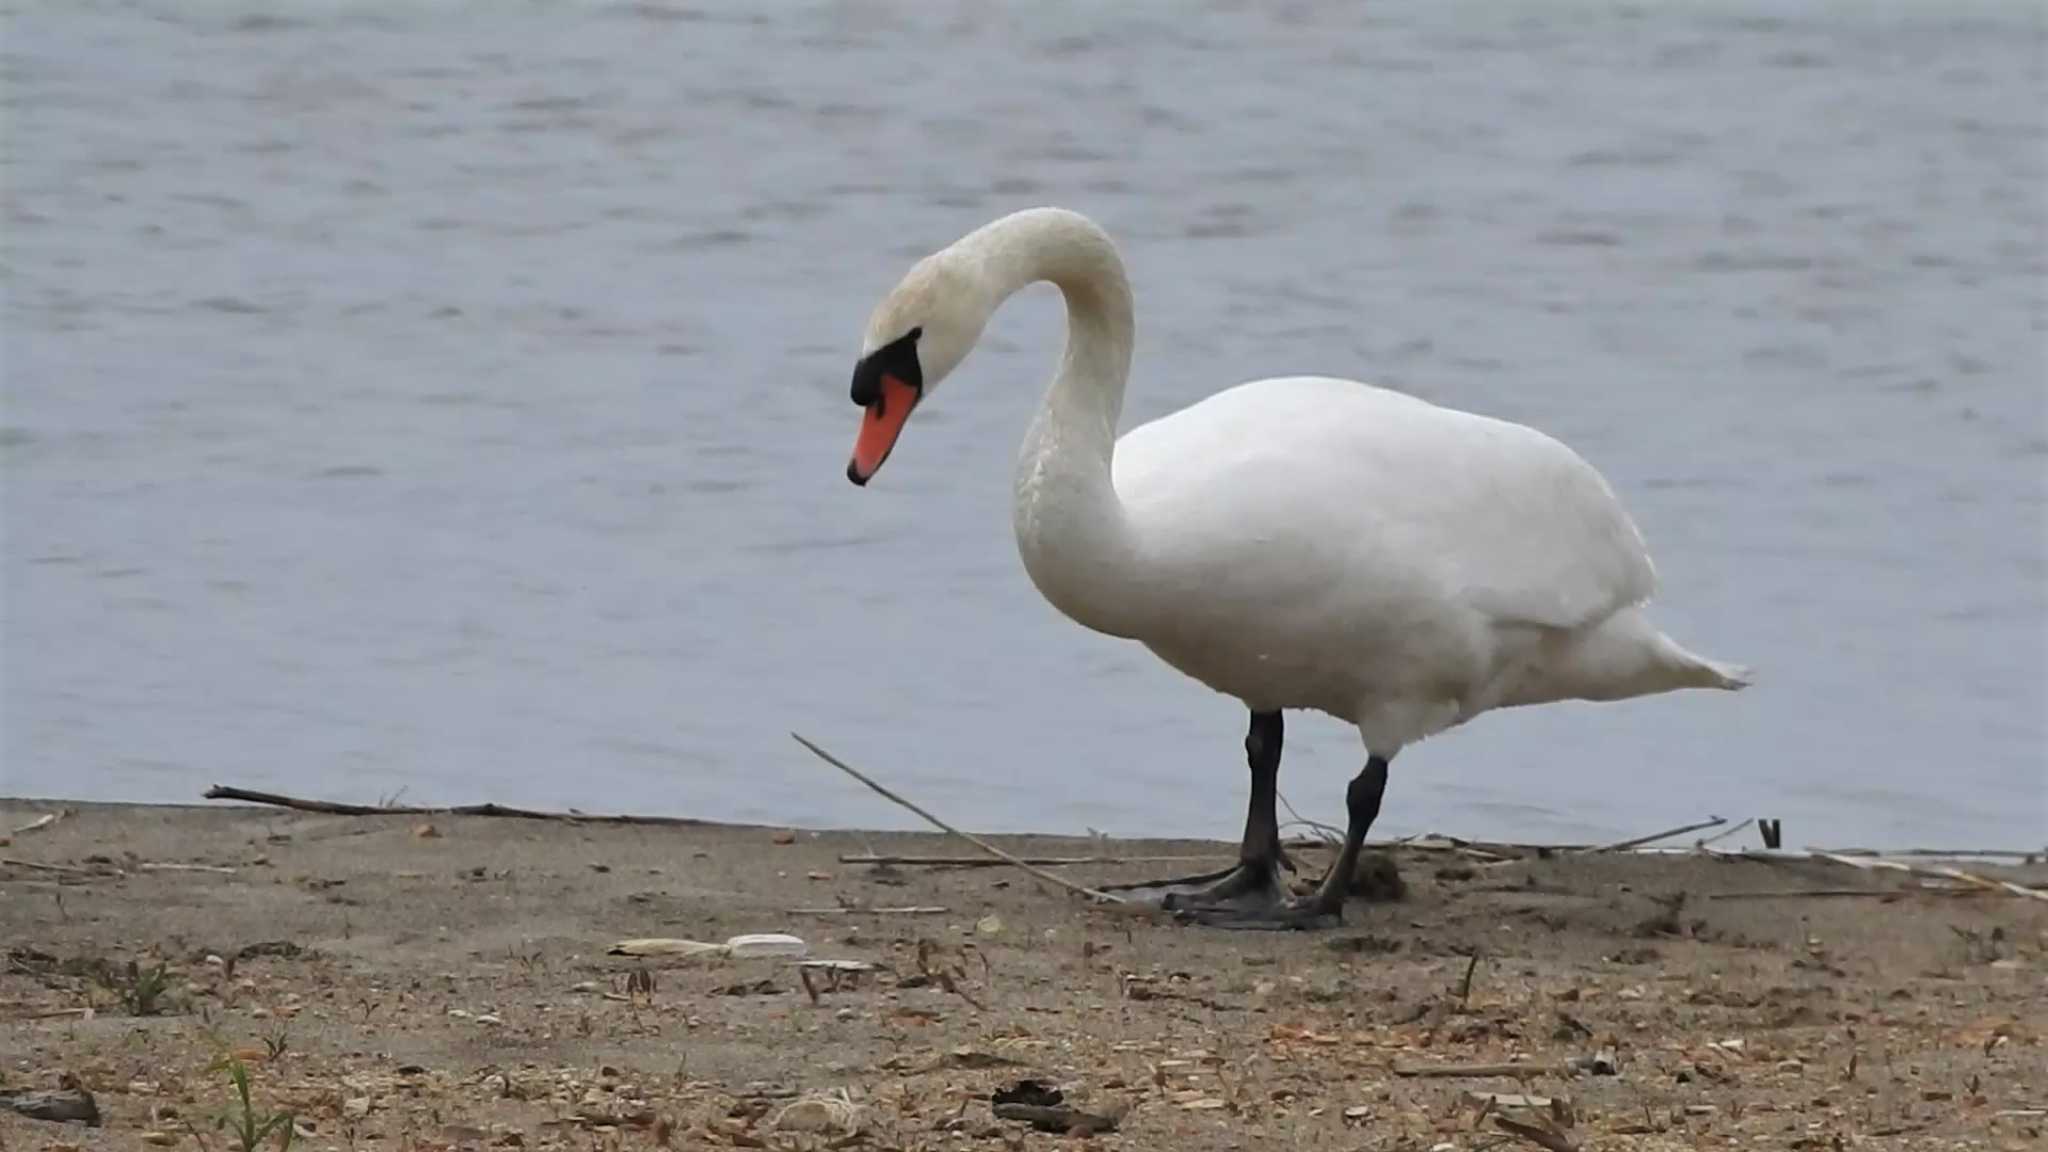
[1178, 754, 1392, 931]
[1101, 711, 1291, 900]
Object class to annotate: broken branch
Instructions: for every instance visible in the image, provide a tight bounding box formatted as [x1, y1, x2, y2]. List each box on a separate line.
[202, 785, 711, 826]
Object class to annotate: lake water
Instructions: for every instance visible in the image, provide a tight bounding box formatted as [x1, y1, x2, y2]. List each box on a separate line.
[5, 0, 2044, 849]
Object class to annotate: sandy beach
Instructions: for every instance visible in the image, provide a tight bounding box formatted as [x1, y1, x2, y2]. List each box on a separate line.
[2, 797, 2043, 1150]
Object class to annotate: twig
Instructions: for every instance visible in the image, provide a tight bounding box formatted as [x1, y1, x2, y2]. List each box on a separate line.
[1694, 818, 1755, 849]
[203, 785, 711, 826]
[1492, 1114, 1577, 1152]
[1393, 1061, 1550, 1080]
[1278, 791, 1343, 845]
[0, 858, 113, 878]
[790, 733, 1125, 904]
[1457, 951, 1482, 1005]
[1575, 815, 1725, 855]
[786, 906, 948, 916]
[137, 862, 237, 875]
[840, 853, 1236, 868]
[1706, 888, 1929, 901]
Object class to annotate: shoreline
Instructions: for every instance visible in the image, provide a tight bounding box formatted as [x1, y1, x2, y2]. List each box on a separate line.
[10, 795, 2043, 858]
[4, 800, 2044, 1149]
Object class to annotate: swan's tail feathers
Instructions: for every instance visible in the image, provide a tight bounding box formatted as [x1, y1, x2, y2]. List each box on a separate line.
[1663, 638, 1754, 692]
[1693, 656, 1754, 692]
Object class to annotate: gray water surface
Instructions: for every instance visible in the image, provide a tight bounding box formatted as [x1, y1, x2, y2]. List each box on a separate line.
[5, 0, 2044, 847]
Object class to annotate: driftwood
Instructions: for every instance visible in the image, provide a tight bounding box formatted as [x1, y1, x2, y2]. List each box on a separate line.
[10, 811, 66, 837]
[203, 785, 711, 826]
[790, 733, 1126, 905]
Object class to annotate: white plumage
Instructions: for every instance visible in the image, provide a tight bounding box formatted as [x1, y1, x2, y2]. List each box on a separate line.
[850, 205, 1747, 804]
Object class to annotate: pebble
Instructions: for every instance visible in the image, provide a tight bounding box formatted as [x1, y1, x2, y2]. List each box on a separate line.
[342, 1096, 371, 1120]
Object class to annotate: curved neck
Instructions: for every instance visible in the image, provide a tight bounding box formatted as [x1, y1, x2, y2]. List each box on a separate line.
[954, 209, 1144, 637]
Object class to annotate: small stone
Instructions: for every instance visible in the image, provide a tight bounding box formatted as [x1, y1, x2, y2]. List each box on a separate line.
[342, 1096, 371, 1120]
[140, 1133, 178, 1146]
[1775, 1059, 1804, 1073]
[414, 823, 440, 838]
[975, 914, 1004, 938]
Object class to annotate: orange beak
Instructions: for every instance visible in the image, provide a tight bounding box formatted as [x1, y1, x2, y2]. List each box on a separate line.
[847, 373, 919, 485]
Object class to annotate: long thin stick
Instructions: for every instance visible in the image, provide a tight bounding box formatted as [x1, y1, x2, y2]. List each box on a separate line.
[1694, 818, 1755, 850]
[1392, 1061, 1551, 1080]
[1705, 888, 1933, 901]
[204, 785, 712, 826]
[1575, 815, 1725, 855]
[1807, 850, 2048, 902]
[0, 858, 111, 878]
[1809, 847, 2043, 861]
[786, 906, 949, 916]
[841, 853, 1237, 868]
[789, 733, 1125, 904]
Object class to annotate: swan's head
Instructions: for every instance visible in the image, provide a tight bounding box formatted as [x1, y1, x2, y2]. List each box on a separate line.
[845, 252, 986, 485]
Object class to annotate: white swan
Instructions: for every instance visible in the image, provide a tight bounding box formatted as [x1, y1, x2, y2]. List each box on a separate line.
[844, 207, 1750, 928]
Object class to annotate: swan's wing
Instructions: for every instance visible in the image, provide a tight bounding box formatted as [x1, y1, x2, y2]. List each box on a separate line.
[1114, 376, 1657, 632]
[1411, 411, 1658, 629]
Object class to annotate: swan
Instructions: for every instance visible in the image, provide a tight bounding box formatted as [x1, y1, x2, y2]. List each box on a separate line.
[842, 207, 1750, 929]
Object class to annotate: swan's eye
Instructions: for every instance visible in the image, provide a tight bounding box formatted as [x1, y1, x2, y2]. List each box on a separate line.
[850, 328, 926, 408]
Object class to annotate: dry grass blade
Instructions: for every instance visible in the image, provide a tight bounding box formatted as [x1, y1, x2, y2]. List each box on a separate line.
[789, 732, 1125, 904]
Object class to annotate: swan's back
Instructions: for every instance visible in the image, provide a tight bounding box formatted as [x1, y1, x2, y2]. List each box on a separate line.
[1112, 376, 1657, 634]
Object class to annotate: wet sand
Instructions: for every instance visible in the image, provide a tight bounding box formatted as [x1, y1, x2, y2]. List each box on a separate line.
[3, 799, 2044, 1149]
